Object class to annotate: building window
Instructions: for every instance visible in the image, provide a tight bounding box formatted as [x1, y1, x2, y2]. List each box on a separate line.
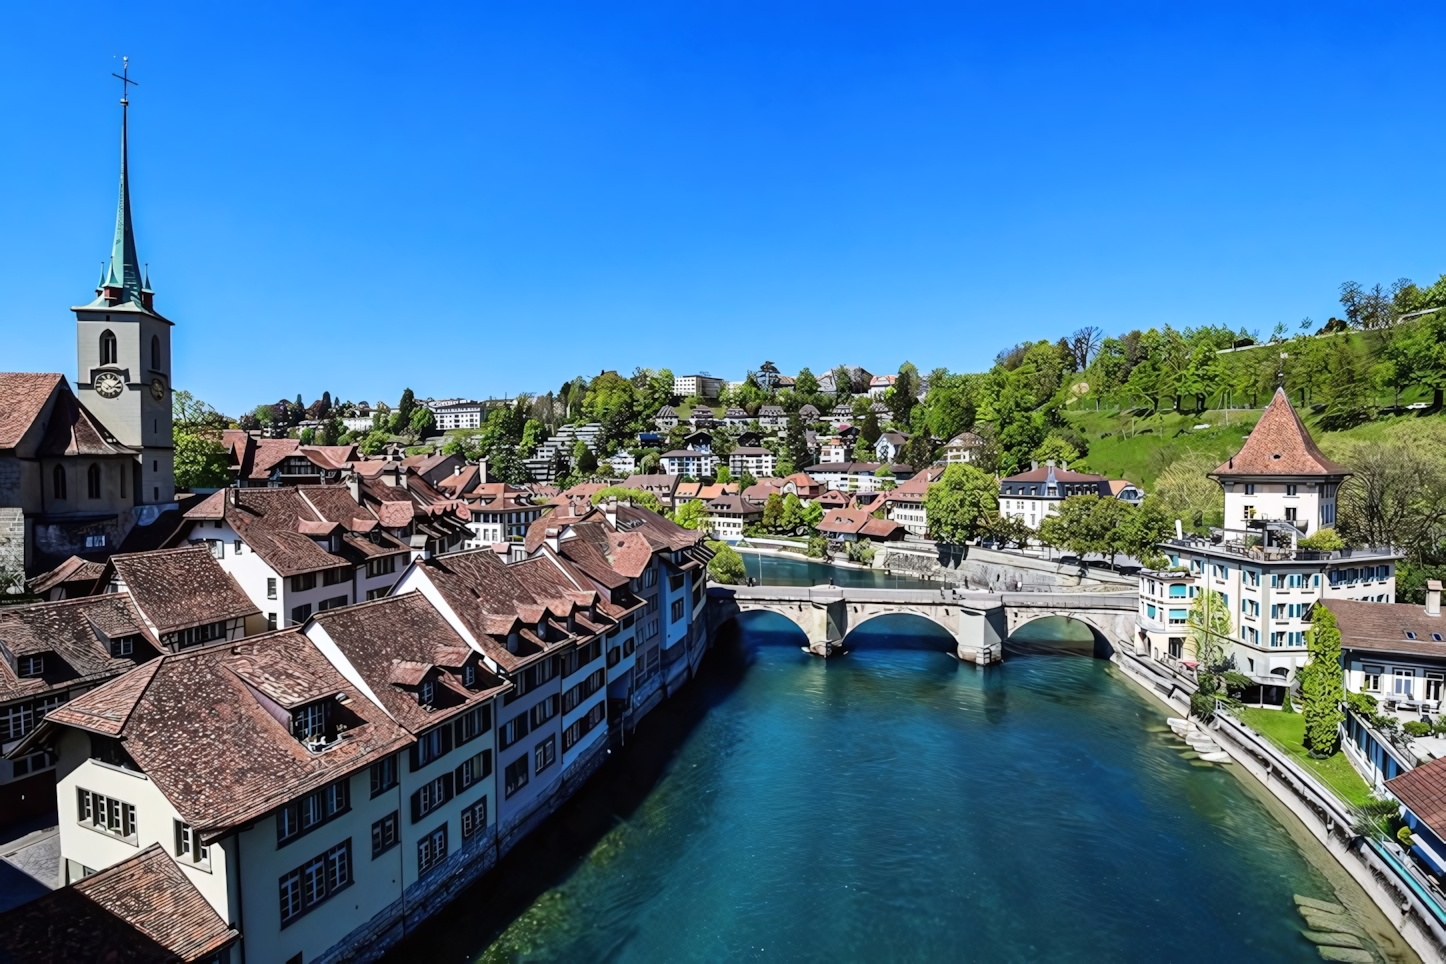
[504, 755, 530, 798]
[1168, 609, 1187, 626]
[1394, 669, 1415, 698]
[499, 714, 530, 750]
[77, 789, 136, 843]
[454, 750, 492, 792]
[151, 334, 161, 370]
[276, 778, 350, 845]
[366, 556, 397, 578]
[413, 726, 453, 769]
[529, 695, 559, 729]
[167, 620, 227, 650]
[267, 613, 277, 631]
[290, 573, 317, 593]
[370, 756, 398, 797]
[87, 463, 102, 499]
[52, 465, 66, 500]
[454, 705, 491, 745]
[279, 840, 352, 926]
[17, 655, 44, 678]
[267, 577, 277, 599]
[371, 812, 399, 859]
[290, 603, 312, 625]
[461, 796, 487, 840]
[174, 820, 210, 866]
[418, 825, 447, 876]
[534, 735, 557, 774]
[1363, 666, 1383, 691]
[110, 635, 137, 657]
[412, 772, 454, 823]
[100, 329, 117, 366]
[1286, 484, 1297, 496]
[671, 599, 685, 623]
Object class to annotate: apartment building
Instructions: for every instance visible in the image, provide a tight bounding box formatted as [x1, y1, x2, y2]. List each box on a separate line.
[1136, 389, 1399, 696]
[672, 374, 724, 401]
[728, 447, 777, 479]
[180, 487, 411, 628]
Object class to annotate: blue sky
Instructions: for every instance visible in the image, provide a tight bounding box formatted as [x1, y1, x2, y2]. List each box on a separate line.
[2, 3, 1443, 415]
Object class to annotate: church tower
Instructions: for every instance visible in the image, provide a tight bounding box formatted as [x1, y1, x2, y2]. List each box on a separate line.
[72, 59, 174, 506]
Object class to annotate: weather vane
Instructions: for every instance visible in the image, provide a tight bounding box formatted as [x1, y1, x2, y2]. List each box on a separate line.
[112, 55, 137, 105]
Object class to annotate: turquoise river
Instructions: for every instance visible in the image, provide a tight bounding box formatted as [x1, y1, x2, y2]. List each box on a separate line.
[381, 556, 1414, 962]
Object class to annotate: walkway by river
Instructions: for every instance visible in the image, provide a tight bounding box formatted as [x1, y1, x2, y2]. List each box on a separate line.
[380, 609, 1412, 963]
[738, 551, 938, 590]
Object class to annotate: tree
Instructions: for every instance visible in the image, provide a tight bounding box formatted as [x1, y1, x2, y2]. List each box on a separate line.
[778, 494, 806, 534]
[860, 412, 881, 446]
[889, 363, 919, 426]
[795, 367, 820, 400]
[299, 427, 316, 445]
[1325, 425, 1446, 557]
[172, 391, 230, 490]
[410, 407, 436, 439]
[396, 388, 417, 427]
[875, 465, 896, 491]
[1030, 435, 1085, 471]
[784, 413, 811, 473]
[924, 464, 999, 544]
[673, 499, 709, 530]
[1038, 495, 1123, 558]
[359, 430, 391, 456]
[576, 447, 599, 476]
[1154, 451, 1225, 533]
[714, 465, 732, 483]
[706, 541, 746, 584]
[1299, 605, 1344, 755]
[1186, 588, 1231, 670]
[1068, 327, 1103, 370]
[1113, 497, 1172, 561]
[1297, 528, 1345, 552]
[321, 417, 343, 446]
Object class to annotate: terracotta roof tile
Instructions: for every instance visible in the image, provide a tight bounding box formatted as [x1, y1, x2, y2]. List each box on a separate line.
[0, 373, 63, 451]
[26, 555, 106, 595]
[1213, 388, 1350, 478]
[0, 843, 236, 963]
[0, 595, 159, 704]
[106, 546, 259, 636]
[1388, 756, 1446, 840]
[1322, 598, 1446, 658]
[34, 631, 412, 836]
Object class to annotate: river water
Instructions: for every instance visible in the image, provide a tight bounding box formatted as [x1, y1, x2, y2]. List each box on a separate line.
[383, 561, 1412, 963]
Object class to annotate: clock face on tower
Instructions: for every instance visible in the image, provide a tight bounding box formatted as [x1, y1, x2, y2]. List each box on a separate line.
[94, 371, 125, 399]
[150, 377, 165, 401]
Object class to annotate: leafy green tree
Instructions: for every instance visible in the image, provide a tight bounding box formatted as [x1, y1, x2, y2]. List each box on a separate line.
[1113, 496, 1172, 561]
[761, 493, 783, 531]
[396, 388, 417, 427]
[924, 464, 998, 544]
[922, 370, 976, 441]
[1038, 495, 1119, 558]
[519, 419, 545, 458]
[1154, 451, 1225, 533]
[875, 466, 896, 491]
[1299, 605, 1344, 755]
[321, 417, 343, 446]
[706, 541, 746, 584]
[410, 407, 436, 439]
[673, 499, 709, 530]
[1297, 527, 1345, 552]
[784, 413, 811, 472]
[1186, 588, 1231, 670]
[359, 430, 391, 456]
[889, 363, 919, 425]
[1031, 434, 1085, 471]
[173, 430, 229, 489]
[576, 447, 599, 476]
[860, 412, 881, 446]
[714, 465, 732, 483]
[299, 427, 316, 445]
[779, 494, 806, 534]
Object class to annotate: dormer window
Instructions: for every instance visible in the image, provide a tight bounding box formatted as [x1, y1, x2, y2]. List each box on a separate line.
[463, 663, 477, 689]
[1406, 632, 1418, 641]
[537, 619, 548, 639]
[110, 635, 139, 658]
[419, 679, 436, 707]
[507, 631, 520, 654]
[18, 655, 44, 678]
[329, 534, 341, 553]
[292, 700, 332, 745]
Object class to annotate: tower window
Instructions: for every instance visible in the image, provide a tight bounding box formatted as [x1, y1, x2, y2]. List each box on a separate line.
[100, 330, 117, 366]
[150, 335, 160, 370]
[52, 465, 66, 500]
[87, 464, 101, 499]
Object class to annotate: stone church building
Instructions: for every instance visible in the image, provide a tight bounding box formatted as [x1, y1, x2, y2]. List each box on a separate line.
[0, 84, 177, 579]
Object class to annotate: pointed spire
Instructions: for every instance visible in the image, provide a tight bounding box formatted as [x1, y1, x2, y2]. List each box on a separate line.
[96, 261, 107, 293]
[102, 58, 143, 305]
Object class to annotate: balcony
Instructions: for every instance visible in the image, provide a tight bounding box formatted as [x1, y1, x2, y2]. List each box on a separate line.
[1163, 536, 1399, 564]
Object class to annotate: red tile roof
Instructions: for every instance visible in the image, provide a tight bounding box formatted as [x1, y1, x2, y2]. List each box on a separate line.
[1388, 756, 1446, 840]
[36, 388, 135, 458]
[1322, 599, 1446, 658]
[36, 631, 413, 836]
[105, 546, 260, 637]
[25, 555, 106, 595]
[0, 843, 237, 963]
[0, 594, 159, 704]
[1212, 388, 1350, 478]
[310, 593, 508, 733]
[0, 373, 63, 451]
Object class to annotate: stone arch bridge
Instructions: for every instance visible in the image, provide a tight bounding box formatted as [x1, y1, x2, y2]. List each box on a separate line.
[706, 585, 1138, 663]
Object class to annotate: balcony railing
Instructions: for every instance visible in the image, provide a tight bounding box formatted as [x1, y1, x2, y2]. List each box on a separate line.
[1161, 537, 1398, 563]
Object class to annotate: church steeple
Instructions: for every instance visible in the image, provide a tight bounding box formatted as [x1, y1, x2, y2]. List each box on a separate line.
[101, 57, 144, 307]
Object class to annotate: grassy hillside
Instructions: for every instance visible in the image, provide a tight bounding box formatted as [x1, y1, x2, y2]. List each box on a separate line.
[1064, 403, 1446, 488]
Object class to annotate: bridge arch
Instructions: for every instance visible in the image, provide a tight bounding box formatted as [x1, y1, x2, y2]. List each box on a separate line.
[839, 611, 960, 653]
[1005, 612, 1117, 659]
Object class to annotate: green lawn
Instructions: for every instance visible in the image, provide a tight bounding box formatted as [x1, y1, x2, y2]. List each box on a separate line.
[1234, 707, 1374, 808]
[1062, 402, 1446, 489]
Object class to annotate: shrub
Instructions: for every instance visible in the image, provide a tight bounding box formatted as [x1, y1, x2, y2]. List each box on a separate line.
[1404, 720, 1432, 738]
[1398, 825, 1416, 848]
[705, 542, 746, 585]
[1281, 690, 1295, 713]
[1298, 527, 1346, 552]
[1346, 691, 1378, 717]
[806, 535, 828, 559]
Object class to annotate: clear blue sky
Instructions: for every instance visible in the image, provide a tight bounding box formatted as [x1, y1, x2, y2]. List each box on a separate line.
[3, 3, 1443, 415]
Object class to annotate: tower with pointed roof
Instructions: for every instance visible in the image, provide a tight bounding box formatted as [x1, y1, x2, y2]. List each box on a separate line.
[72, 61, 174, 506]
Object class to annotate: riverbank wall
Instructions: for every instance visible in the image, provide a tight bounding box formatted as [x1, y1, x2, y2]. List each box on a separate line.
[878, 543, 1136, 592]
[1111, 649, 1446, 962]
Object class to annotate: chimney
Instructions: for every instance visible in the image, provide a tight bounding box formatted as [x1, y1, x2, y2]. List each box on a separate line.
[1428, 580, 1442, 617]
[346, 471, 360, 503]
[544, 527, 560, 553]
[603, 497, 619, 530]
[1031, 460, 1038, 471]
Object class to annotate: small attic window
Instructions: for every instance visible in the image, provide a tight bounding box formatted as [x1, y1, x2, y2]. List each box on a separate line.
[463, 663, 477, 688]
[537, 619, 547, 638]
[1433, 633, 1443, 642]
[419, 679, 435, 707]
[507, 631, 520, 653]
[1406, 631, 1418, 640]
[1272, 454, 1282, 460]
